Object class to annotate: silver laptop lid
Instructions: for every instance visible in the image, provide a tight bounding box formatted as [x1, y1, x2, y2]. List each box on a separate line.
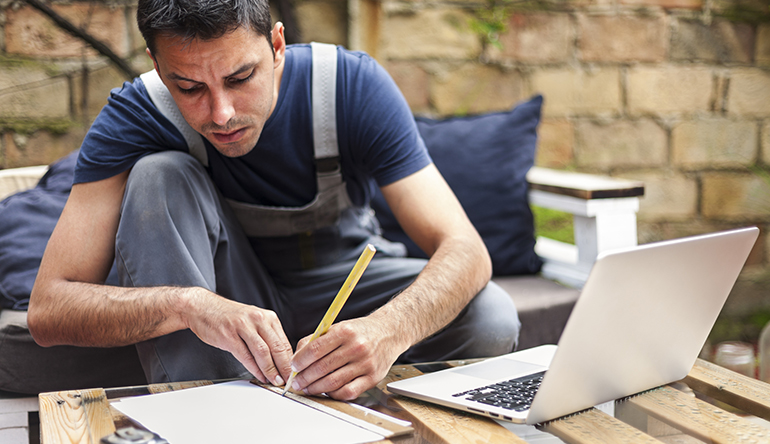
[527, 227, 759, 424]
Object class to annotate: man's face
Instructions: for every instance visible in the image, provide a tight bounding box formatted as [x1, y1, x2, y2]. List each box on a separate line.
[150, 24, 286, 157]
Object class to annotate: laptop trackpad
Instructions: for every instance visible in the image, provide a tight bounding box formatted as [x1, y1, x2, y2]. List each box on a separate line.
[452, 358, 546, 382]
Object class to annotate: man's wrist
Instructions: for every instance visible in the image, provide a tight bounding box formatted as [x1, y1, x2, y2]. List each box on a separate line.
[175, 286, 210, 331]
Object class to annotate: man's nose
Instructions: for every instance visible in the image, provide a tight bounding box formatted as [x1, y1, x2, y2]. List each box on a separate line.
[210, 89, 235, 127]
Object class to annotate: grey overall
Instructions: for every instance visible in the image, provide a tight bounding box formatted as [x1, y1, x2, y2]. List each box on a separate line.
[123, 43, 520, 383]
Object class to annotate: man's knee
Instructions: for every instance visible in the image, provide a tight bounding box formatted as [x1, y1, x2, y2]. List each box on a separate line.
[125, 151, 206, 201]
[121, 151, 220, 227]
[462, 282, 521, 356]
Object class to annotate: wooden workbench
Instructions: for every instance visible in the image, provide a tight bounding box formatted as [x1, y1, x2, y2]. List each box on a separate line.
[38, 358, 770, 443]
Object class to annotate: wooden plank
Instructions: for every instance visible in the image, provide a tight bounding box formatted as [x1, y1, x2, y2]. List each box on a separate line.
[684, 358, 770, 421]
[39, 389, 115, 444]
[527, 167, 645, 200]
[622, 385, 770, 444]
[380, 365, 528, 444]
[539, 408, 663, 444]
[146, 380, 213, 394]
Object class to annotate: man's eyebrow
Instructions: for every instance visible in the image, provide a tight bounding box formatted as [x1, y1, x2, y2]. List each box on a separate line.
[166, 72, 198, 83]
[166, 63, 257, 83]
[227, 63, 257, 78]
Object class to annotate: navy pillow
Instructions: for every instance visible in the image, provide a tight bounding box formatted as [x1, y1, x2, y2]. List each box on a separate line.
[0, 150, 121, 310]
[371, 95, 544, 276]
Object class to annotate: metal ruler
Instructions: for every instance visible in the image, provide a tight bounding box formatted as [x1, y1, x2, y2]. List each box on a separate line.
[258, 383, 413, 439]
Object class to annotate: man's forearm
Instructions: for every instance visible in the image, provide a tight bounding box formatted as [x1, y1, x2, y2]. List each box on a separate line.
[368, 234, 492, 352]
[28, 280, 194, 347]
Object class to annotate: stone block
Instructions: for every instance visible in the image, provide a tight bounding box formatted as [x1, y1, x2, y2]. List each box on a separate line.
[671, 19, 754, 64]
[627, 65, 713, 116]
[3, 130, 84, 169]
[0, 64, 52, 91]
[385, 61, 430, 112]
[633, 171, 698, 221]
[430, 63, 525, 116]
[760, 120, 770, 165]
[487, 13, 572, 63]
[758, 25, 770, 67]
[71, 64, 128, 122]
[637, 220, 732, 244]
[127, 5, 147, 54]
[381, 8, 482, 60]
[296, 0, 348, 46]
[530, 67, 621, 117]
[5, 4, 131, 58]
[672, 118, 757, 168]
[619, 0, 702, 9]
[130, 53, 155, 75]
[575, 119, 667, 168]
[702, 172, 770, 219]
[728, 68, 770, 116]
[0, 77, 70, 119]
[536, 119, 574, 169]
[578, 14, 668, 63]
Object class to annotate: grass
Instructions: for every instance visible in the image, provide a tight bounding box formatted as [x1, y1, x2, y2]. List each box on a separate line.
[532, 206, 574, 244]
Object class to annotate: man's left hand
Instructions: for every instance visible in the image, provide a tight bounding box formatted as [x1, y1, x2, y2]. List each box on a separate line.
[288, 317, 404, 400]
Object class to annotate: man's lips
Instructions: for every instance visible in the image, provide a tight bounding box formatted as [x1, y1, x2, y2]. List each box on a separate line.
[211, 127, 247, 143]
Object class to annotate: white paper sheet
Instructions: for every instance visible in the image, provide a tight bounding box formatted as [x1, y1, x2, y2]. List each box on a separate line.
[112, 381, 383, 444]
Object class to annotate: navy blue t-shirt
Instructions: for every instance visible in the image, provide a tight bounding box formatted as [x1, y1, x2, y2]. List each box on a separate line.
[75, 44, 431, 208]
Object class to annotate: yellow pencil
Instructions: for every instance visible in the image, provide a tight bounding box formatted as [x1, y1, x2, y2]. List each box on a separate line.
[282, 243, 377, 396]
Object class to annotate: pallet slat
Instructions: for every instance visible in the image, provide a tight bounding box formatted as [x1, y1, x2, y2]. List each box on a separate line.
[379, 365, 528, 444]
[684, 358, 770, 421]
[539, 408, 664, 444]
[39, 388, 114, 444]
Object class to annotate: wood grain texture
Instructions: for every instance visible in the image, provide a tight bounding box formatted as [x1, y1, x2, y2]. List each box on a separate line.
[539, 408, 663, 444]
[380, 365, 528, 444]
[39, 388, 115, 444]
[146, 380, 213, 394]
[622, 385, 770, 444]
[684, 358, 770, 421]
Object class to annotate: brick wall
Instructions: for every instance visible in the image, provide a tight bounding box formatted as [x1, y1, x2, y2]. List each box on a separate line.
[343, 0, 770, 314]
[0, 0, 150, 168]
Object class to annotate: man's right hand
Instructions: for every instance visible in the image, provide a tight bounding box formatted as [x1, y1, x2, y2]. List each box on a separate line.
[183, 289, 294, 386]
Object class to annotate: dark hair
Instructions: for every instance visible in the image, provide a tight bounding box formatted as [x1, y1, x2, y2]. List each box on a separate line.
[137, 0, 272, 56]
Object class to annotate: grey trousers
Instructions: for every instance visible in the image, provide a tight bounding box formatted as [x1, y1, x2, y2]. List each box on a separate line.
[117, 151, 521, 383]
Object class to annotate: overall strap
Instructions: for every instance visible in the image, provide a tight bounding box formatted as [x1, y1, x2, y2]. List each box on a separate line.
[140, 70, 208, 167]
[310, 42, 339, 161]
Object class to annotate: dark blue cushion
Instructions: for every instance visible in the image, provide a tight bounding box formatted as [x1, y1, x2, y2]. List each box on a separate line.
[371, 95, 544, 276]
[0, 150, 120, 310]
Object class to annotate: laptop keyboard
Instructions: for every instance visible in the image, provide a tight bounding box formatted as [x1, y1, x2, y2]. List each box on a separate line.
[451, 370, 546, 412]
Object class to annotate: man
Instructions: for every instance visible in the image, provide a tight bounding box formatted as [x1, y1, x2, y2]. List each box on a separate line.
[28, 0, 520, 400]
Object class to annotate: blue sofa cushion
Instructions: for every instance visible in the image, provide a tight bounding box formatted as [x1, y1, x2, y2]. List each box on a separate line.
[0, 150, 121, 310]
[371, 95, 544, 276]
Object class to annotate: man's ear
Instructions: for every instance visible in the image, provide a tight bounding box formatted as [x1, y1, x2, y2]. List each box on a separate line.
[147, 48, 161, 75]
[271, 22, 286, 68]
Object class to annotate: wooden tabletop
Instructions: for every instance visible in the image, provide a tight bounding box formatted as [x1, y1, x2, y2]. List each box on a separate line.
[38, 358, 770, 444]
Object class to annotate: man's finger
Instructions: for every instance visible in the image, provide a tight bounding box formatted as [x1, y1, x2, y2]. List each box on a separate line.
[292, 331, 340, 375]
[242, 331, 285, 386]
[294, 341, 353, 392]
[228, 339, 266, 383]
[326, 375, 372, 401]
[262, 325, 294, 381]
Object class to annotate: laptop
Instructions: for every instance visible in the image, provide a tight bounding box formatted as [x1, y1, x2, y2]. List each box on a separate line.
[387, 227, 759, 425]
